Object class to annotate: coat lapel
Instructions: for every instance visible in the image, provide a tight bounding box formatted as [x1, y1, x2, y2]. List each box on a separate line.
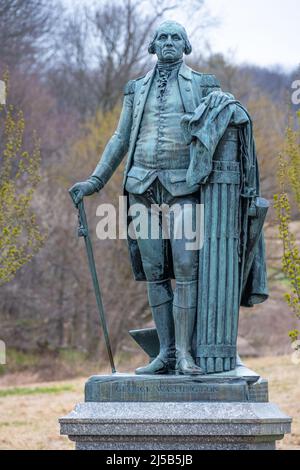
[131, 68, 155, 143]
[124, 67, 155, 181]
[178, 62, 196, 113]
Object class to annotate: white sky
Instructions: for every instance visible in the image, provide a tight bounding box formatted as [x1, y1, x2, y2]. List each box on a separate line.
[63, 0, 300, 71]
[203, 0, 299, 70]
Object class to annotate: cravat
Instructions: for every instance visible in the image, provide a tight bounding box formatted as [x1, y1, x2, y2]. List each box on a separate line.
[157, 69, 171, 99]
[156, 59, 183, 100]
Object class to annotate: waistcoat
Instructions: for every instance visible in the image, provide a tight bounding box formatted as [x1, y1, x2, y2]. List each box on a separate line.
[133, 67, 190, 170]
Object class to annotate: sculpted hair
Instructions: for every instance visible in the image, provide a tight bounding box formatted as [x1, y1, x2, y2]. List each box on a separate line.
[148, 21, 192, 56]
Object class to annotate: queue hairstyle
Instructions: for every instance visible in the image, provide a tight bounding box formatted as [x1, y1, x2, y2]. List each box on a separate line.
[148, 21, 192, 56]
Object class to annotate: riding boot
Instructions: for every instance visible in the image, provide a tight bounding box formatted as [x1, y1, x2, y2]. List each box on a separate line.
[173, 280, 204, 375]
[136, 280, 176, 375]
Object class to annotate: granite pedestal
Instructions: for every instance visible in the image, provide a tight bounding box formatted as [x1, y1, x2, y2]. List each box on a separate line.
[59, 366, 291, 450]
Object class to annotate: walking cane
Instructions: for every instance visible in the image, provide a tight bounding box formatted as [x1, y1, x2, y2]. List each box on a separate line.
[74, 198, 116, 374]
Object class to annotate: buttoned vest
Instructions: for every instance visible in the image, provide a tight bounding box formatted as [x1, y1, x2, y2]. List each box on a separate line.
[133, 68, 190, 170]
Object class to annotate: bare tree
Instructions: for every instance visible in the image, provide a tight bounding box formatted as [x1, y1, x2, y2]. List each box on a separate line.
[0, 0, 62, 71]
[48, 0, 209, 117]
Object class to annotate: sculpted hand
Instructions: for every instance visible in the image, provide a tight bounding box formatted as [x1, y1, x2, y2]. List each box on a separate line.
[208, 91, 234, 109]
[69, 176, 102, 207]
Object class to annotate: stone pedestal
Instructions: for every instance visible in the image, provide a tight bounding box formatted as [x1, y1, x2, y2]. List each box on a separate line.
[59, 369, 291, 450]
[59, 401, 290, 450]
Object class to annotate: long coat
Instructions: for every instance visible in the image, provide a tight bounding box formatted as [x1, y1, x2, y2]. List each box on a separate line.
[92, 62, 221, 188]
[91, 62, 268, 307]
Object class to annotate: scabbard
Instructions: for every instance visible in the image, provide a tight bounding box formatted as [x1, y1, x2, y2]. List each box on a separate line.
[242, 197, 269, 292]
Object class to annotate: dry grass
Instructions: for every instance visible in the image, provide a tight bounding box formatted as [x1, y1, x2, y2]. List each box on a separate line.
[246, 356, 300, 451]
[0, 355, 298, 450]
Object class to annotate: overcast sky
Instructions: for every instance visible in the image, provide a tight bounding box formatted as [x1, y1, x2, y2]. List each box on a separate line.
[63, 0, 299, 71]
[203, 0, 299, 70]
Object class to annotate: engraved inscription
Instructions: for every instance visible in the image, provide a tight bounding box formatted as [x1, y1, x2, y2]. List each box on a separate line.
[87, 378, 248, 403]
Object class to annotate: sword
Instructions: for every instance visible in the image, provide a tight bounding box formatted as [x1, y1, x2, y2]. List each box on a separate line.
[239, 196, 269, 305]
[241, 197, 269, 293]
[76, 199, 116, 374]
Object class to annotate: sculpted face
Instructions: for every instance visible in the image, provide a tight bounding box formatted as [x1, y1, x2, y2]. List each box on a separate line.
[153, 23, 186, 63]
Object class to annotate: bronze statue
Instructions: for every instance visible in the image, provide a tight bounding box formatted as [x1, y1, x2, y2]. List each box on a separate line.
[69, 21, 268, 376]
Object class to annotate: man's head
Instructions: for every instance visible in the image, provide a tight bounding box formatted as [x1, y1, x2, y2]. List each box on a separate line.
[148, 21, 192, 63]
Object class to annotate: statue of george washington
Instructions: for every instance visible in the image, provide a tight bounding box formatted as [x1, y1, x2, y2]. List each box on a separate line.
[69, 20, 268, 376]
